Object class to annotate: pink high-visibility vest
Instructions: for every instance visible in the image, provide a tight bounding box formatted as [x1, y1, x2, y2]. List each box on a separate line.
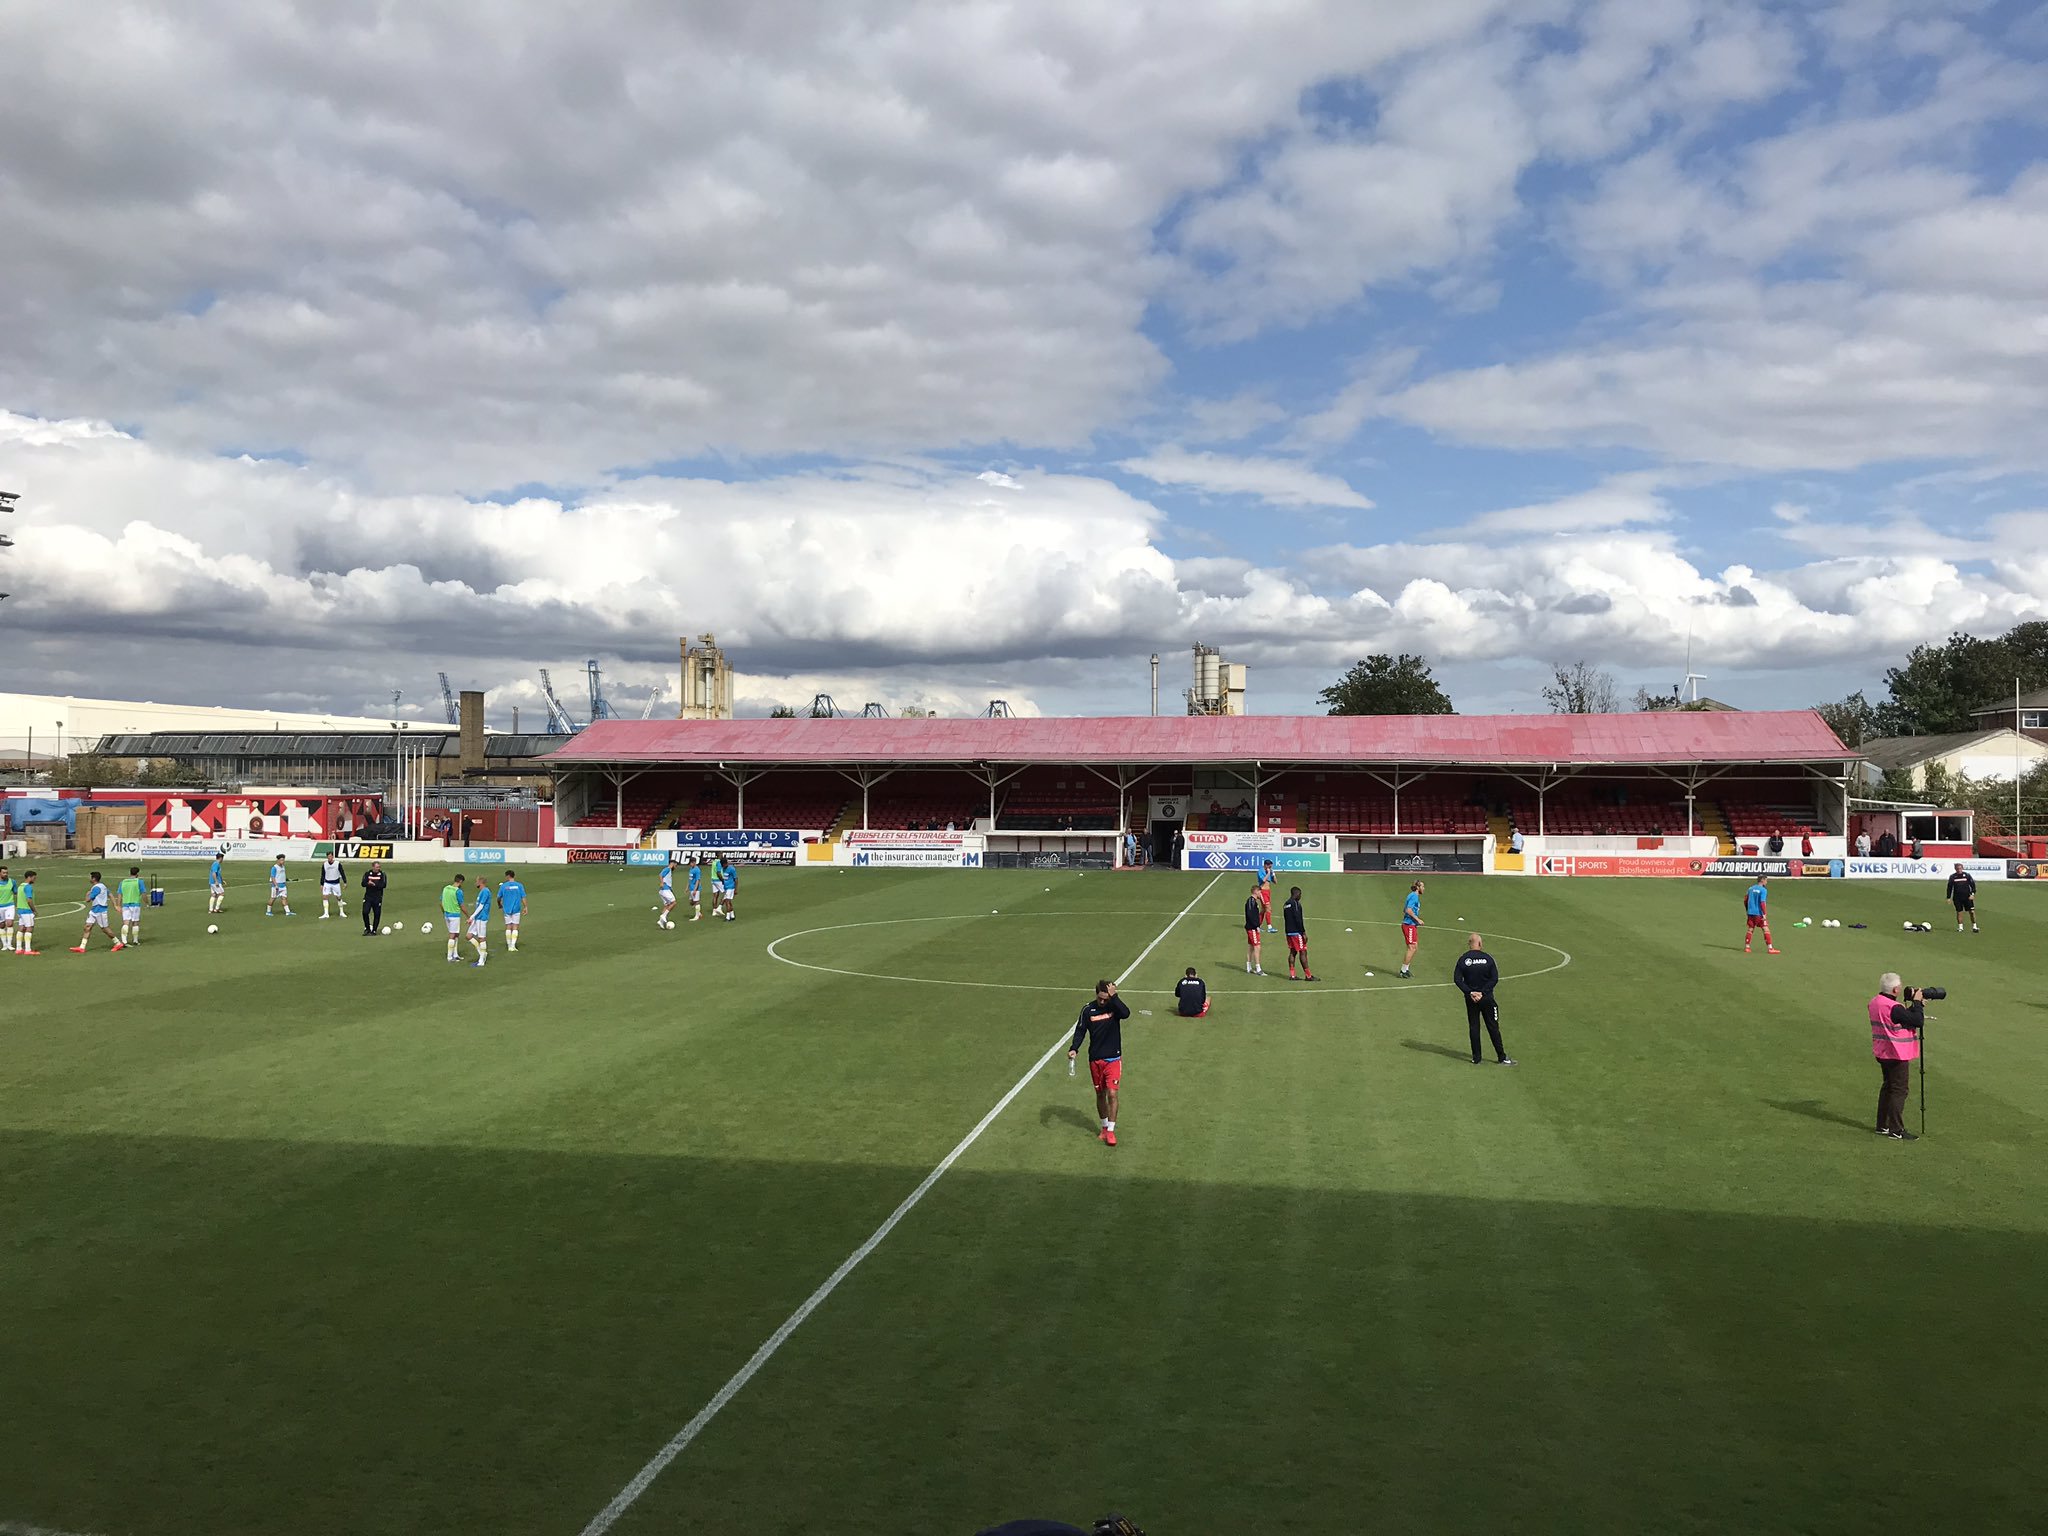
[1870, 994, 1919, 1061]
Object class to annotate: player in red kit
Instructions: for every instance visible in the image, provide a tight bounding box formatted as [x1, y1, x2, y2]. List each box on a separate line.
[1067, 980, 1131, 1145]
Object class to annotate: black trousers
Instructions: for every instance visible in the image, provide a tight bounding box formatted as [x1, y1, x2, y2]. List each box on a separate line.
[1876, 1057, 1913, 1135]
[1465, 995, 1506, 1063]
[362, 895, 383, 934]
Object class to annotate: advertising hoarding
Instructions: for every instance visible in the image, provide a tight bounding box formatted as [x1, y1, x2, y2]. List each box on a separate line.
[1183, 849, 1335, 873]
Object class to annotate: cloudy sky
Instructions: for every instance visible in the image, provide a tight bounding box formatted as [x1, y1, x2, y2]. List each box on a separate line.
[3, 0, 2046, 723]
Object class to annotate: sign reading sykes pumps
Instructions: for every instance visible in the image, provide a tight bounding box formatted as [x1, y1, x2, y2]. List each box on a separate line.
[1184, 849, 1335, 873]
[672, 829, 803, 850]
[1844, 857, 2005, 880]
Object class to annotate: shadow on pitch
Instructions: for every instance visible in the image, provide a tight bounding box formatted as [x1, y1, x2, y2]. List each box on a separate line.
[1039, 1103, 1100, 1136]
[1400, 1039, 1472, 1063]
[1766, 1098, 1870, 1133]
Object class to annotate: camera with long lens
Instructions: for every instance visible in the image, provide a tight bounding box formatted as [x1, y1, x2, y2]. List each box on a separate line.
[1912, 986, 1948, 1002]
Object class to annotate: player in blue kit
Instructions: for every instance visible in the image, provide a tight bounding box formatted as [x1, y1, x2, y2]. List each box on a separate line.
[265, 855, 294, 917]
[1398, 880, 1424, 977]
[720, 856, 737, 921]
[73, 871, 120, 953]
[657, 863, 677, 930]
[468, 877, 493, 967]
[13, 871, 39, 955]
[497, 871, 525, 952]
[687, 859, 703, 921]
[208, 853, 226, 913]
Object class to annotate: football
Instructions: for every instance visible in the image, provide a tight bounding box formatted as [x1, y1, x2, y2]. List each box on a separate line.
[206, 924, 218, 935]
[381, 925, 392, 935]
[420, 922, 432, 933]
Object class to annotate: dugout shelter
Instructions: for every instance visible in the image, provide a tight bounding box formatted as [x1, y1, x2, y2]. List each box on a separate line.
[546, 712, 1859, 868]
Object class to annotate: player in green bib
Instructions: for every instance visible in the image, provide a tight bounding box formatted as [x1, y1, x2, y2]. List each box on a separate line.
[118, 866, 148, 946]
[0, 865, 17, 953]
[440, 877, 466, 964]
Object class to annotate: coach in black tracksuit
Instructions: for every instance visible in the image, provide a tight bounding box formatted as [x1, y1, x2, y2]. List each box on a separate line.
[1452, 933, 1515, 1065]
[361, 860, 389, 936]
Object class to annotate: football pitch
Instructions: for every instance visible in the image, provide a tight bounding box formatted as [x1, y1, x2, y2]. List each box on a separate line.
[4, 861, 2045, 1536]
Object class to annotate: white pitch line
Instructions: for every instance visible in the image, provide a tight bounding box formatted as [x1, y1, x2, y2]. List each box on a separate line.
[1, 1520, 108, 1536]
[575, 873, 1226, 1536]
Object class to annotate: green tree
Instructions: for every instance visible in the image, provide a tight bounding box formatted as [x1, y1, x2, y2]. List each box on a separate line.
[1542, 661, 1619, 714]
[137, 757, 207, 788]
[1813, 691, 1885, 747]
[767, 704, 798, 718]
[55, 752, 121, 789]
[1881, 623, 2048, 735]
[1319, 654, 1454, 715]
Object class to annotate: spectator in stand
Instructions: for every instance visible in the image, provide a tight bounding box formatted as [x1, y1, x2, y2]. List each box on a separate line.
[1909, 837, 1924, 860]
[1509, 826, 1525, 855]
[1171, 827, 1185, 865]
[1766, 829, 1785, 855]
[1801, 832, 1814, 857]
[1856, 829, 1872, 856]
[1875, 829, 1899, 856]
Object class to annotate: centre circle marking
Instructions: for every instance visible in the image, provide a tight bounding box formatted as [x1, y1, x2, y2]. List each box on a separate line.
[766, 910, 1570, 996]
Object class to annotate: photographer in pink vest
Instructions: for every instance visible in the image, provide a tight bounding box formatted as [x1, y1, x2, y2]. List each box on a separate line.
[1869, 973, 1925, 1142]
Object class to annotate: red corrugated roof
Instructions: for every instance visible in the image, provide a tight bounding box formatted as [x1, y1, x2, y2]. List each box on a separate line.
[548, 711, 1852, 767]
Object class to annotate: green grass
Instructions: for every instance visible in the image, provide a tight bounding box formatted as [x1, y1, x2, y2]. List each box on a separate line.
[3, 861, 2045, 1535]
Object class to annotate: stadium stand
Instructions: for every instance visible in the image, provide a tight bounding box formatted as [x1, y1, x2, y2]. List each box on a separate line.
[856, 773, 985, 830]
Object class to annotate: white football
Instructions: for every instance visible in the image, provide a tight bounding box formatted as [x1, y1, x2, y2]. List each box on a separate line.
[421, 922, 432, 933]
[1344, 927, 1353, 933]
[1902, 921, 1913, 930]
[206, 924, 218, 934]
[381, 925, 392, 935]
[1363, 970, 1374, 977]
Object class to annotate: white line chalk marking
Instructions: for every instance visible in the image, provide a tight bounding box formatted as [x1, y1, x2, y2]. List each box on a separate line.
[575, 875, 1226, 1536]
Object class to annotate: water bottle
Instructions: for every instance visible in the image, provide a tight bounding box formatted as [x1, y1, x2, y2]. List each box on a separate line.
[1068, 1054, 1076, 1078]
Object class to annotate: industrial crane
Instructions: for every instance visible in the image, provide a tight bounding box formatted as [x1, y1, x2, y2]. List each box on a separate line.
[437, 672, 459, 725]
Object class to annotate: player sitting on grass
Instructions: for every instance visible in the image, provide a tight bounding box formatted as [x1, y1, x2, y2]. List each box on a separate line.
[73, 871, 120, 953]
[117, 866, 146, 946]
[265, 855, 294, 917]
[1244, 882, 1265, 974]
[468, 877, 493, 967]
[1283, 885, 1316, 981]
[1743, 876, 1778, 955]
[1174, 966, 1209, 1016]
[441, 875, 466, 962]
[498, 870, 525, 951]
[0, 864, 16, 953]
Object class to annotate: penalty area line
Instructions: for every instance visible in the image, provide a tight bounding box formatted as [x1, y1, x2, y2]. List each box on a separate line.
[575, 872, 1225, 1536]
